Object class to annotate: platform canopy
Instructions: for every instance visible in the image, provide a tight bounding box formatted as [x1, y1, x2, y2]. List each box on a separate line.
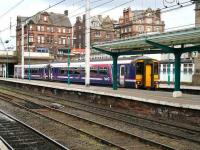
[92, 27, 200, 96]
[92, 27, 200, 55]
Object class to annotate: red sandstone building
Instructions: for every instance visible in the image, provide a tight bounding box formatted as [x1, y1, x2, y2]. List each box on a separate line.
[118, 7, 165, 38]
[72, 15, 116, 61]
[16, 10, 72, 64]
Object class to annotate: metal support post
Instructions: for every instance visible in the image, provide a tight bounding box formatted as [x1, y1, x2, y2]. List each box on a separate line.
[112, 55, 118, 90]
[167, 54, 170, 85]
[6, 47, 8, 78]
[173, 51, 182, 97]
[21, 23, 24, 79]
[28, 29, 31, 80]
[85, 0, 90, 86]
[67, 36, 70, 85]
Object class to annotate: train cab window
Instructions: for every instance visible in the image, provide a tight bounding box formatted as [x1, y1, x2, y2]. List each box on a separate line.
[136, 62, 144, 74]
[99, 67, 108, 75]
[154, 62, 159, 74]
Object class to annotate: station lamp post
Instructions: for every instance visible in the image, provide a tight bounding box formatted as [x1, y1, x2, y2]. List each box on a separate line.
[5, 40, 9, 78]
[67, 35, 70, 85]
[27, 25, 31, 80]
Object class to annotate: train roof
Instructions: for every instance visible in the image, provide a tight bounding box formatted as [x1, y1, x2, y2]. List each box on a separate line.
[14, 56, 158, 68]
[50, 59, 134, 68]
[14, 64, 48, 68]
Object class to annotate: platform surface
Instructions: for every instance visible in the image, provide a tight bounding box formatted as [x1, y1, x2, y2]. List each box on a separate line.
[0, 78, 200, 110]
[160, 84, 200, 90]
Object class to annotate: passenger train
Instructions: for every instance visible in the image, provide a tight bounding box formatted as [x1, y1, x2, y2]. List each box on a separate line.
[14, 57, 159, 89]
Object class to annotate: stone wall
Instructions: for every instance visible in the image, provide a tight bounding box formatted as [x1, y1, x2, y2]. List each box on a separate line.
[192, 56, 200, 85]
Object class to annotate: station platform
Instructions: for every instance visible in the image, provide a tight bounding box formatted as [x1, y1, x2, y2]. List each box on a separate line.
[0, 77, 199, 111]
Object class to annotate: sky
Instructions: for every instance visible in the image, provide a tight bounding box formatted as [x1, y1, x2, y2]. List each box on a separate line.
[0, 0, 196, 52]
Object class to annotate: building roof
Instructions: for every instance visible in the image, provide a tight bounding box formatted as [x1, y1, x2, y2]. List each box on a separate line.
[17, 11, 72, 27]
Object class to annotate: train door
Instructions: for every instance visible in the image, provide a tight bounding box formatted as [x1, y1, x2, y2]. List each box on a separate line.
[145, 64, 152, 87]
[119, 65, 125, 86]
[47, 65, 52, 80]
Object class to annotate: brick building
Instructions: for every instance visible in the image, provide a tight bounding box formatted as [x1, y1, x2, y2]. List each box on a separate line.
[73, 15, 116, 61]
[118, 7, 165, 38]
[16, 10, 72, 64]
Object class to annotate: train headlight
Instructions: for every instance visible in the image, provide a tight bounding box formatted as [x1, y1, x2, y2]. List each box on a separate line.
[136, 81, 141, 85]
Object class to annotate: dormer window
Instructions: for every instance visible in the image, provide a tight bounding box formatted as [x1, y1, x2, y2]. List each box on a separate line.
[44, 16, 47, 22]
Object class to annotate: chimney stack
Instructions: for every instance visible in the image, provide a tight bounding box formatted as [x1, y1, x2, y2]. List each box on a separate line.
[64, 10, 68, 16]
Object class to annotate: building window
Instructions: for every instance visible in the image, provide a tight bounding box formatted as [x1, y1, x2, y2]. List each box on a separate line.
[29, 36, 34, 42]
[156, 27, 160, 32]
[44, 16, 47, 21]
[41, 36, 44, 43]
[37, 36, 41, 43]
[79, 26, 81, 30]
[58, 28, 61, 33]
[62, 37, 66, 45]
[41, 26, 45, 32]
[147, 26, 151, 32]
[37, 26, 41, 31]
[46, 36, 53, 43]
[68, 29, 70, 33]
[106, 34, 110, 38]
[37, 36, 44, 43]
[50, 27, 54, 32]
[95, 31, 100, 37]
[29, 25, 33, 30]
[47, 27, 50, 32]
[79, 35, 81, 39]
[63, 28, 66, 33]
[138, 26, 142, 32]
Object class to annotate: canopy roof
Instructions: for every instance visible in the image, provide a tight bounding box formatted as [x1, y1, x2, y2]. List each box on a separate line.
[92, 27, 200, 55]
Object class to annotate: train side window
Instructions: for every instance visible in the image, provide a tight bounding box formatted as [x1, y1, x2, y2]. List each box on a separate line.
[99, 67, 108, 75]
[154, 62, 159, 74]
[90, 67, 98, 75]
[60, 69, 65, 75]
[73, 68, 80, 75]
[136, 62, 143, 74]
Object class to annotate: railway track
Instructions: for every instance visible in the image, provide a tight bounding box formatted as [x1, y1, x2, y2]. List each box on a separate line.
[0, 110, 69, 150]
[1, 86, 199, 144]
[0, 89, 175, 150]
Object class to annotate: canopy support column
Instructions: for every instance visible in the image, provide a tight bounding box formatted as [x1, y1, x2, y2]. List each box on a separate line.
[173, 51, 182, 97]
[112, 54, 118, 90]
